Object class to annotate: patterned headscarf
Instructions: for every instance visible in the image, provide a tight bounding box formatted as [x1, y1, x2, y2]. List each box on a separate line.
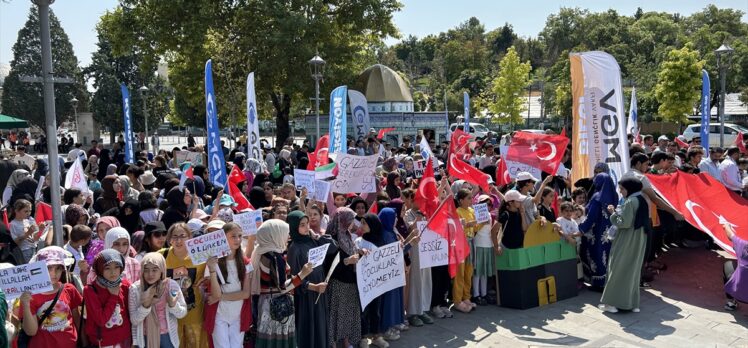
[105, 227, 130, 251]
[93, 248, 124, 288]
[326, 207, 357, 255]
[250, 220, 290, 295]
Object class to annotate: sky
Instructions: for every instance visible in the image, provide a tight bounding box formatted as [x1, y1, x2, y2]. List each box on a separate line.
[1, 0, 747, 69]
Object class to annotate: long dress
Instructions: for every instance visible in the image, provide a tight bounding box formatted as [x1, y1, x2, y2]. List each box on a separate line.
[600, 195, 648, 310]
[287, 235, 337, 348]
[579, 173, 618, 290]
[379, 224, 404, 331]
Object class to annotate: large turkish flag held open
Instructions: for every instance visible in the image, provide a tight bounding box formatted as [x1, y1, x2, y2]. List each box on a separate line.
[647, 172, 748, 255]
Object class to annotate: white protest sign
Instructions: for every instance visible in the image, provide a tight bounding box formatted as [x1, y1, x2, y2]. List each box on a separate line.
[0, 261, 53, 300]
[356, 241, 406, 310]
[413, 160, 426, 178]
[307, 243, 331, 268]
[175, 150, 206, 166]
[293, 169, 316, 193]
[233, 210, 263, 236]
[332, 154, 379, 193]
[416, 221, 448, 269]
[500, 146, 542, 180]
[186, 230, 231, 265]
[473, 203, 490, 224]
[311, 180, 331, 202]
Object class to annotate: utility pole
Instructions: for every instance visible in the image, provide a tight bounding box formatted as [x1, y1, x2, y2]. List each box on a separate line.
[18, 0, 74, 245]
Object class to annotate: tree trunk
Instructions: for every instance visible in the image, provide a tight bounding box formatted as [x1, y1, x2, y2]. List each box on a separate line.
[271, 92, 291, 150]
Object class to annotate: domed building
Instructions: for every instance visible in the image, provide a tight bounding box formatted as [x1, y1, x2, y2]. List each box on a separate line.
[356, 64, 414, 113]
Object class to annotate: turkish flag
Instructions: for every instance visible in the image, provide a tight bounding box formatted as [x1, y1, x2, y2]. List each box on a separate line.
[311, 135, 330, 169]
[227, 165, 253, 211]
[496, 157, 511, 188]
[506, 131, 569, 174]
[647, 171, 748, 256]
[426, 197, 469, 278]
[377, 128, 396, 140]
[35, 202, 53, 224]
[736, 132, 747, 155]
[416, 158, 439, 218]
[228, 164, 245, 186]
[448, 154, 490, 192]
[449, 129, 472, 161]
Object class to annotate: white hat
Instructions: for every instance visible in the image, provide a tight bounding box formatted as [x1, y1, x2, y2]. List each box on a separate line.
[516, 171, 538, 182]
[187, 218, 206, 234]
[139, 171, 157, 186]
[658, 135, 669, 142]
[504, 190, 527, 202]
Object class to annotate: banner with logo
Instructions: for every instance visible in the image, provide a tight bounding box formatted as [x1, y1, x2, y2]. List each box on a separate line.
[348, 90, 369, 141]
[120, 84, 134, 163]
[64, 157, 89, 194]
[570, 51, 630, 185]
[205, 59, 229, 190]
[463, 92, 470, 131]
[329, 86, 348, 154]
[247, 72, 261, 160]
[701, 69, 711, 152]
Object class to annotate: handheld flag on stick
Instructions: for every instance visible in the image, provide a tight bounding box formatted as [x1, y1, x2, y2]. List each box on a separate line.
[426, 197, 469, 277]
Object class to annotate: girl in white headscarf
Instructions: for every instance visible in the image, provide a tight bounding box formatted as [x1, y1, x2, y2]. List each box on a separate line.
[250, 220, 313, 348]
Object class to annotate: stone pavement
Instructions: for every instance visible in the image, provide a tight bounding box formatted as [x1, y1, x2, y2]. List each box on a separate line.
[391, 247, 748, 347]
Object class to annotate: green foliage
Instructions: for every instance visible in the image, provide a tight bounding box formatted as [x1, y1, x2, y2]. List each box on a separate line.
[100, 0, 401, 145]
[1, 6, 87, 129]
[655, 44, 705, 123]
[489, 47, 532, 125]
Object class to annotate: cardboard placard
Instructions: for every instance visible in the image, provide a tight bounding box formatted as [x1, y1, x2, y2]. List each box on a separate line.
[0, 261, 53, 300]
[310, 180, 331, 202]
[413, 160, 426, 178]
[473, 203, 491, 224]
[307, 243, 331, 268]
[233, 210, 263, 236]
[293, 169, 316, 193]
[356, 241, 406, 310]
[186, 231, 231, 265]
[417, 221, 448, 269]
[175, 150, 206, 166]
[331, 154, 379, 193]
[499, 146, 542, 180]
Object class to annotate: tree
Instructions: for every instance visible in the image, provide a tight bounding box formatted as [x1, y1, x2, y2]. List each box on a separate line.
[1, 5, 87, 129]
[100, 0, 401, 146]
[489, 47, 532, 125]
[655, 44, 704, 123]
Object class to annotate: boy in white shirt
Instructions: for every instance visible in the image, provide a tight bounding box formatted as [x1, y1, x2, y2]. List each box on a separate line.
[556, 202, 581, 245]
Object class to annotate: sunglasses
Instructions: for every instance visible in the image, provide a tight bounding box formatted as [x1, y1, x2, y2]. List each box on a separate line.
[152, 231, 167, 238]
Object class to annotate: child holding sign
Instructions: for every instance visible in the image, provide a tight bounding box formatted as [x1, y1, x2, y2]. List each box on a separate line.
[13, 247, 83, 348]
[287, 211, 336, 348]
[454, 189, 482, 313]
[471, 195, 497, 306]
[204, 222, 252, 348]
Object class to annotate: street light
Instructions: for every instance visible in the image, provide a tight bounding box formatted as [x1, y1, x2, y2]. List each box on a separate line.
[138, 85, 149, 152]
[309, 53, 326, 146]
[70, 97, 78, 142]
[715, 43, 734, 147]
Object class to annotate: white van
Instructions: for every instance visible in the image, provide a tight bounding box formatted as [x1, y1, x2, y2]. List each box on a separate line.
[448, 122, 490, 140]
[682, 123, 748, 147]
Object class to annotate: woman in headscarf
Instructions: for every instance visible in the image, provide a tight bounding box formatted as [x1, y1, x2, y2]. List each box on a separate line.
[355, 213, 390, 348]
[287, 211, 336, 348]
[385, 199, 408, 238]
[106, 163, 118, 176]
[129, 252, 187, 348]
[579, 172, 618, 291]
[2, 169, 29, 207]
[377, 208, 406, 340]
[115, 198, 142, 233]
[118, 175, 140, 201]
[249, 186, 270, 209]
[84, 154, 99, 178]
[97, 149, 113, 180]
[161, 187, 196, 231]
[32, 158, 48, 182]
[93, 175, 121, 214]
[385, 172, 402, 200]
[85, 216, 121, 266]
[86, 227, 141, 284]
[8, 177, 39, 217]
[250, 219, 313, 348]
[326, 208, 364, 348]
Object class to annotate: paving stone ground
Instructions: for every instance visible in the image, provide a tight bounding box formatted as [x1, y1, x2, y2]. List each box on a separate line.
[391, 247, 748, 347]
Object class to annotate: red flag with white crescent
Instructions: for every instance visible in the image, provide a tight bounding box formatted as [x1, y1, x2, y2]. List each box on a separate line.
[415, 158, 439, 218]
[449, 128, 472, 161]
[647, 171, 748, 256]
[496, 157, 511, 188]
[736, 132, 747, 155]
[426, 197, 469, 278]
[506, 131, 569, 174]
[447, 154, 490, 192]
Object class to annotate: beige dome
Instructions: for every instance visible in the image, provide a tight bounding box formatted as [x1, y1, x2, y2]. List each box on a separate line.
[356, 64, 413, 102]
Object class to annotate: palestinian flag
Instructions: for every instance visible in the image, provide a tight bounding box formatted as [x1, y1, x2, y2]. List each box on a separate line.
[314, 162, 338, 180]
[179, 162, 194, 191]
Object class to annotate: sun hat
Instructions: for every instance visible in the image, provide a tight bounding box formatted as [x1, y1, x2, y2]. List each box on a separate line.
[504, 190, 527, 202]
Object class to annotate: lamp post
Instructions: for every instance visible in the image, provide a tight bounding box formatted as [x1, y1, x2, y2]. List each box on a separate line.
[309, 53, 326, 146]
[71, 97, 78, 143]
[715, 43, 734, 147]
[139, 85, 149, 152]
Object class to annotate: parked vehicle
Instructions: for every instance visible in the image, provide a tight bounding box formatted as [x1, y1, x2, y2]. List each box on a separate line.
[682, 123, 748, 147]
[448, 122, 490, 140]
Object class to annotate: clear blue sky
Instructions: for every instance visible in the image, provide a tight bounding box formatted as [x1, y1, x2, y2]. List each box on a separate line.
[1, 0, 747, 68]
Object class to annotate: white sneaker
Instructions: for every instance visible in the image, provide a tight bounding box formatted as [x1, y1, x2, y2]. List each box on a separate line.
[371, 337, 389, 348]
[632, 308, 640, 313]
[395, 323, 409, 331]
[429, 306, 446, 319]
[384, 328, 400, 341]
[441, 306, 454, 318]
[359, 338, 371, 348]
[599, 304, 618, 313]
